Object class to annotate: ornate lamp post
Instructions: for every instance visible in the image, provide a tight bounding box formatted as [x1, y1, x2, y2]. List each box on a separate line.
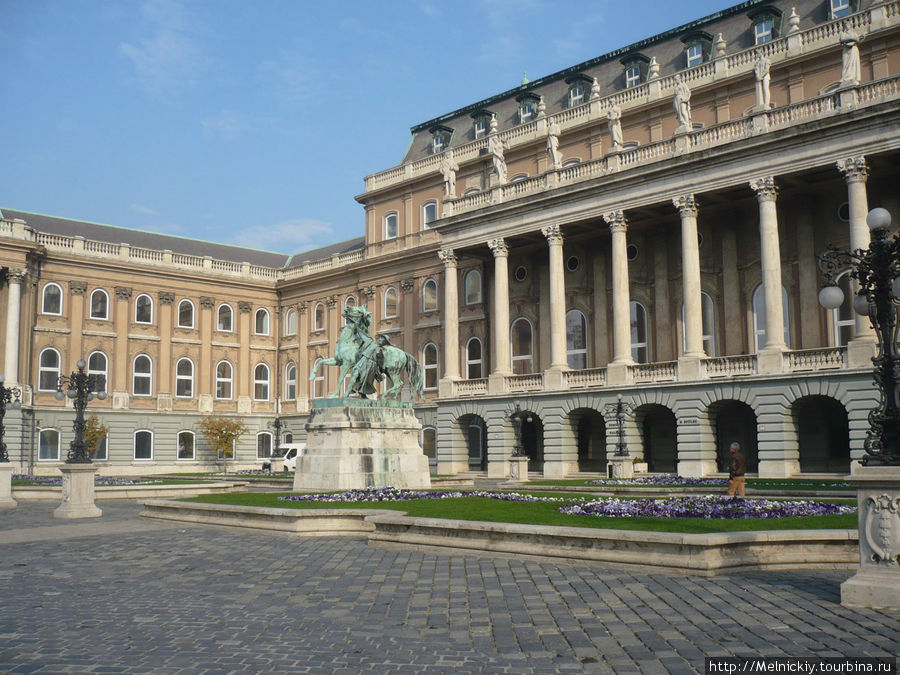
[268, 417, 289, 458]
[818, 207, 900, 466]
[603, 394, 636, 479]
[0, 375, 22, 464]
[507, 403, 531, 481]
[54, 359, 107, 464]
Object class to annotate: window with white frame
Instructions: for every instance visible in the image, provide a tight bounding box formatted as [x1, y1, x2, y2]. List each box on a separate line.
[284, 308, 297, 336]
[218, 440, 236, 461]
[517, 95, 538, 124]
[133, 354, 152, 396]
[42, 282, 62, 315]
[257, 432, 273, 459]
[254, 363, 270, 400]
[90, 289, 109, 320]
[285, 362, 297, 400]
[175, 358, 194, 398]
[831, 0, 851, 18]
[87, 351, 108, 393]
[625, 64, 642, 88]
[466, 337, 483, 379]
[832, 271, 855, 346]
[568, 82, 585, 107]
[134, 294, 153, 324]
[215, 361, 233, 399]
[422, 426, 436, 459]
[423, 343, 439, 390]
[342, 295, 356, 325]
[422, 279, 438, 312]
[217, 304, 233, 332]
[93, 435, 108, 461]
[38, 347, 61, 391]
[177, 299, 195, 328]
[465, 269, 482, 305]
[473, 115, 489, 139]
[630, 301, 649, 363]
[134, 430, 153, 460]
[685, 43, 704, 68]
[431, 127, 451, 154]
[177, 430, 195, 460]
[39, 428, 60, 461]
[283, 432, 294, 444]
[752, 284, 791, 351]
[384, 287, 398, 318]
[566, 309, 588, 369]
[313, 303, 325, 331]
[384, 212, 398, 239]
[423, 201, 438, 228]
[511, 317, 534, 374]
[754, 18, 774, 44]
[311, 359, 325, 398]
[255, 308, 270, 335]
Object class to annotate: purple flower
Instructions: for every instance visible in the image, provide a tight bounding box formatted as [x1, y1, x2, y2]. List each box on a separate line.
[278, 488, 571, 504]
[558, 495, 855, 519]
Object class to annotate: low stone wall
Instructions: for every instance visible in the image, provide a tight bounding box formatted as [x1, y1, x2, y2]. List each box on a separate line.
[140, 500, 858, 574]
[14, 482, 249, 501]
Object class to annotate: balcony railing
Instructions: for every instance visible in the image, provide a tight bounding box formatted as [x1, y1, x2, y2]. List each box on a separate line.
[787, 347, 846, 371]
[631, 361, 677, 383]
[564, 367, 607, 388]
[507, 373, 544, 392]
[705, 355, 757, 378]
[456, 378, 488, 396]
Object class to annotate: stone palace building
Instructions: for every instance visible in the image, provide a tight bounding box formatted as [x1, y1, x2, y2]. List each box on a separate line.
[2, 0, 898, 478]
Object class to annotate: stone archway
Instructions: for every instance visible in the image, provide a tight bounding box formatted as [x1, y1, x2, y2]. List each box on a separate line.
[569, 408, 606, 472]
[635, 405, 677, 473]
[518, 411, 544, 471]
[709, 400, 758, 473]
[458, 414, 487, 471]
[793, 396, 850, 473]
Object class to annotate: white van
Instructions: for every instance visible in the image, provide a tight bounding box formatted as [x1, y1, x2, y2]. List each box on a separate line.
[280, 443, 306, 472]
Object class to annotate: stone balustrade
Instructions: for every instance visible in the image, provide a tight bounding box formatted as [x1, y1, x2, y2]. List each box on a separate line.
[787, 347, 846, 371]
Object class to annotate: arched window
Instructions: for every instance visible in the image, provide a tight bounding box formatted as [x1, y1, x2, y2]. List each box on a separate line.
[89, 289, 109, 320]
[38, 428, 60, 461]
[630, 301, 649, 363]
[93, 434, 108, 461]
[313, 303, 325, 331]
[217, 304, 233, 332]
[177, 430, 195, 460]
[42, 283, 62, 315]
[384, 212, 398, 239]
[466, 337, 483, 379]
[752, 284, 791, 352]
[310, 359, 325, 398]
[422, 427, 436, 459]
[255, 308, 270, 335]
[133, 354, 153, 396]
[510, 173, 528, 182]
[215, 361, 233, 400]
[464, 269, 482, 305]
[285, 362, 297, 401]
[383, 287, 398, 318]
[681, 292, 718, 357]
[134, 294, 153, 324]
[87, 351, 108, 393]
[177, 299, 195, 328]
[284, 308, 297, 336]
[422, 278, 438, 312]
[566, 309, 588, 369]
[175, 358, 194, 398]
[134, 430, 153, 460]
[832, 271, 855, 347]
[342, 296, 356, 326]
[254, 363, 270, 401]
[38, 347, 61, 391]
[511, 318, 534, 374]
[423, 343, 439, 390]
[283, 432, 294, 444]
[423, 201, 438, 228]
[257, 432, 272, 459]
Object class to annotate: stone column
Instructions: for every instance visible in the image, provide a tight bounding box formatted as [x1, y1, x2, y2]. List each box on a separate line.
[438, 249, 460, 394]
[112, 286, 132, 408]
[199, 296, 219, 410]
[602, 211, 633, 383]
[488, 239, 511, 388]
[237, 301, 252, 412]
[542, 225, 568, 376]
[750, 177, 786, 372]
[157, 292, 174, 411]
[3, 269, 26, 385]
[68, 281, 87, 371]
[837, 156, 876, 346]
[674, 195, 704, 379]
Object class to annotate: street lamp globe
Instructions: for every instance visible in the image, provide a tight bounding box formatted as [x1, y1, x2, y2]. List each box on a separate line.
[54, 389, 65, 401]
[853, 292, 871, 317]
[818, 284, 844, 310]
[866, 207, 892, 231]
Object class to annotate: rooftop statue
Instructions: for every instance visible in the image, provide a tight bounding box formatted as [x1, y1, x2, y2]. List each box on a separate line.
[309, 305, 424, 402]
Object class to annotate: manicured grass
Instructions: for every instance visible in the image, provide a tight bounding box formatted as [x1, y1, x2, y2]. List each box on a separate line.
[183, 492, 858, 534]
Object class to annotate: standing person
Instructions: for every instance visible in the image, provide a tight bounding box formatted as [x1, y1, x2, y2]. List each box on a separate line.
[727, 442, 746, 497]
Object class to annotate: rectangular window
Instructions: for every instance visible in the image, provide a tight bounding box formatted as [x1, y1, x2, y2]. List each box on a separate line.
[134, 431, 153, 460]
[831, 0, 850, 18]
[39, 429, 60, 461]
[94, 437, 108, 461]
[474, 118, 487, 139]
[625, 66, 641, 88]
[686, 44, 703, 68]
[754, 19, 773, 44]
[177, 432, 195, 460]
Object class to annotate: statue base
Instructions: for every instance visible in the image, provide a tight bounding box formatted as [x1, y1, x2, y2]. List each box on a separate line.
[54, 464, 102, 519]
[0, 464, 16, 509]
[293, 399, 431, 491]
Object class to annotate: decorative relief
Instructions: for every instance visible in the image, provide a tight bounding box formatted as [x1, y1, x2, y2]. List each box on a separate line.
[69, 281, 87, 295]
[158, 292, 175, 305]
[672, 194, 698, 217]
[326, 295, 338, 308]
[358, 286, 376, 300]
[541, 224, 563, 245]
[199, 296, 215, 309]
[7, 268, 27, 284]
[438, 248, 458, 267]
[836, 156, 868, 183]
[238, 301, 253, 313]
[488, 238, 508, 257]
[749, 176, 778, 202]
[400, 278, 415, 293]
[298, 300, 308, 314]
[115, 286, 133, 300]
[861, 494, 900, 566]
[602, 210, 627, 233]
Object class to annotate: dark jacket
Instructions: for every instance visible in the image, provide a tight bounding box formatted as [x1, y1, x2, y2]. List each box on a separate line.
[729, 451, 746, 479]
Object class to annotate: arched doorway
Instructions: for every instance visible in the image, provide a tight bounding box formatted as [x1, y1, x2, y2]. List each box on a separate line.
[793, 396, 850, 473]
[459, 414, 487, 471]
[636, 405, 677, 473]
[570, 408, 606, 472]
[709, 400, 758, 473]
[516, 411, 544, 471]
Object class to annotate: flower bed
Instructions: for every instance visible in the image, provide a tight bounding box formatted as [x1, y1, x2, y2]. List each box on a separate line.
[587, 476, 728, 486]
[560, 495, 855, 519]
[13, 474, 161, 486]
[279, 488, 570, 504]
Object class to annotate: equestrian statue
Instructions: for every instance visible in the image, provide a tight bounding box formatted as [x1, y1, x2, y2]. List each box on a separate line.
[308, 305, 424, 402]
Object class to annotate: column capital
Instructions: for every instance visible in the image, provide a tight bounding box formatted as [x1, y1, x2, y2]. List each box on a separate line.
[69, 280, 87, 295]
[358, 286, 376, 300]
[115, 286, 133, 300]
[541, 224, 563, 245]
[749, 176, 778, 202]
[488, 238, 508, 257]
[238, 301, 253, 313]
[158, 291, 175, 305]
[199, 296, 215, 309]
[298, 300, 308, 314]
[438, 248, 458, 267]
[603, 210, 627, 233]
[325, 294, 338, 308]
[400, 278, 415, 294]
[672, 194, 698, 217]
[836, 155, 868, 183]
[6, 268, 27, 284]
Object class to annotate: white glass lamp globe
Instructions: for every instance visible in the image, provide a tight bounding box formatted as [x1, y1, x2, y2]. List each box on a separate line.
[892, 276, 900, 299]
[54, 390, 65, 401]
[853, 293, 871, 317]
[76, 359, 87, 370]
[867, 207, 892, 231]
[819, 285, 844, 309]
[97, 391, 108, 401]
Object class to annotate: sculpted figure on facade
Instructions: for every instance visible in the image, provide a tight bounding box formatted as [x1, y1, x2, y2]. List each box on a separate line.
[607, 105, 623, 151]
[439, 149, 459, 198]
[754, 54, 771, 108]
[488, 132, 508, 184]
[673, 77, 692, 130]
[546, 120, 562, 169]
[840, 29, 863, 86]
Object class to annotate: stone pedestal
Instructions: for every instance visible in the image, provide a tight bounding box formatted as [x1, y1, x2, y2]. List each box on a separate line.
[54, 464, 102, 519]
[841, 465, 900, 611]
[0, 463, 16, 509]
[508, 457, 529, 482]
[294, 399, 431, 491]
[268, 457, 284, 473]
[606, 455, 634, 479]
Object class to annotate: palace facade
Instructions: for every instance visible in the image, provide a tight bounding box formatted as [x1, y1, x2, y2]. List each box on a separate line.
[2, 0, 898, 477]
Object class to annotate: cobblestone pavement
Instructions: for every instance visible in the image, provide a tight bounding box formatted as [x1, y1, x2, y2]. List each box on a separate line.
[1, 501, 897, 674]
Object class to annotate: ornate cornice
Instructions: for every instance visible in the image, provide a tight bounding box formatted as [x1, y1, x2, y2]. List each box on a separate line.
[115, 286, 133, 300]
[836, 155, 868, 184]
[541, 224, 563, 245]
[602, 210, 627, 233]
[749, 176, 777, 202]
[488, 238, 508, 257]
[672, 194, 698, 217]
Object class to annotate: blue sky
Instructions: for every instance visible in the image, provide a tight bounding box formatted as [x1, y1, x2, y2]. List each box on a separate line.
[0, 0, 727, 256]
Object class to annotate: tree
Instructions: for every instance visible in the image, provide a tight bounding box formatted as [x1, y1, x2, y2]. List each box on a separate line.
[198, 416, 248, 472]
[83, 415, 110, 458]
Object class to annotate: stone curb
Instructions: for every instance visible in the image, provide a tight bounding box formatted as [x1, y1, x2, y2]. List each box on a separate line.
[13, 481, 249, 500]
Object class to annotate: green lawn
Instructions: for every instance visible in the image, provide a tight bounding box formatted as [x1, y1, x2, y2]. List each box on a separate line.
[183, 492, 858, 534]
